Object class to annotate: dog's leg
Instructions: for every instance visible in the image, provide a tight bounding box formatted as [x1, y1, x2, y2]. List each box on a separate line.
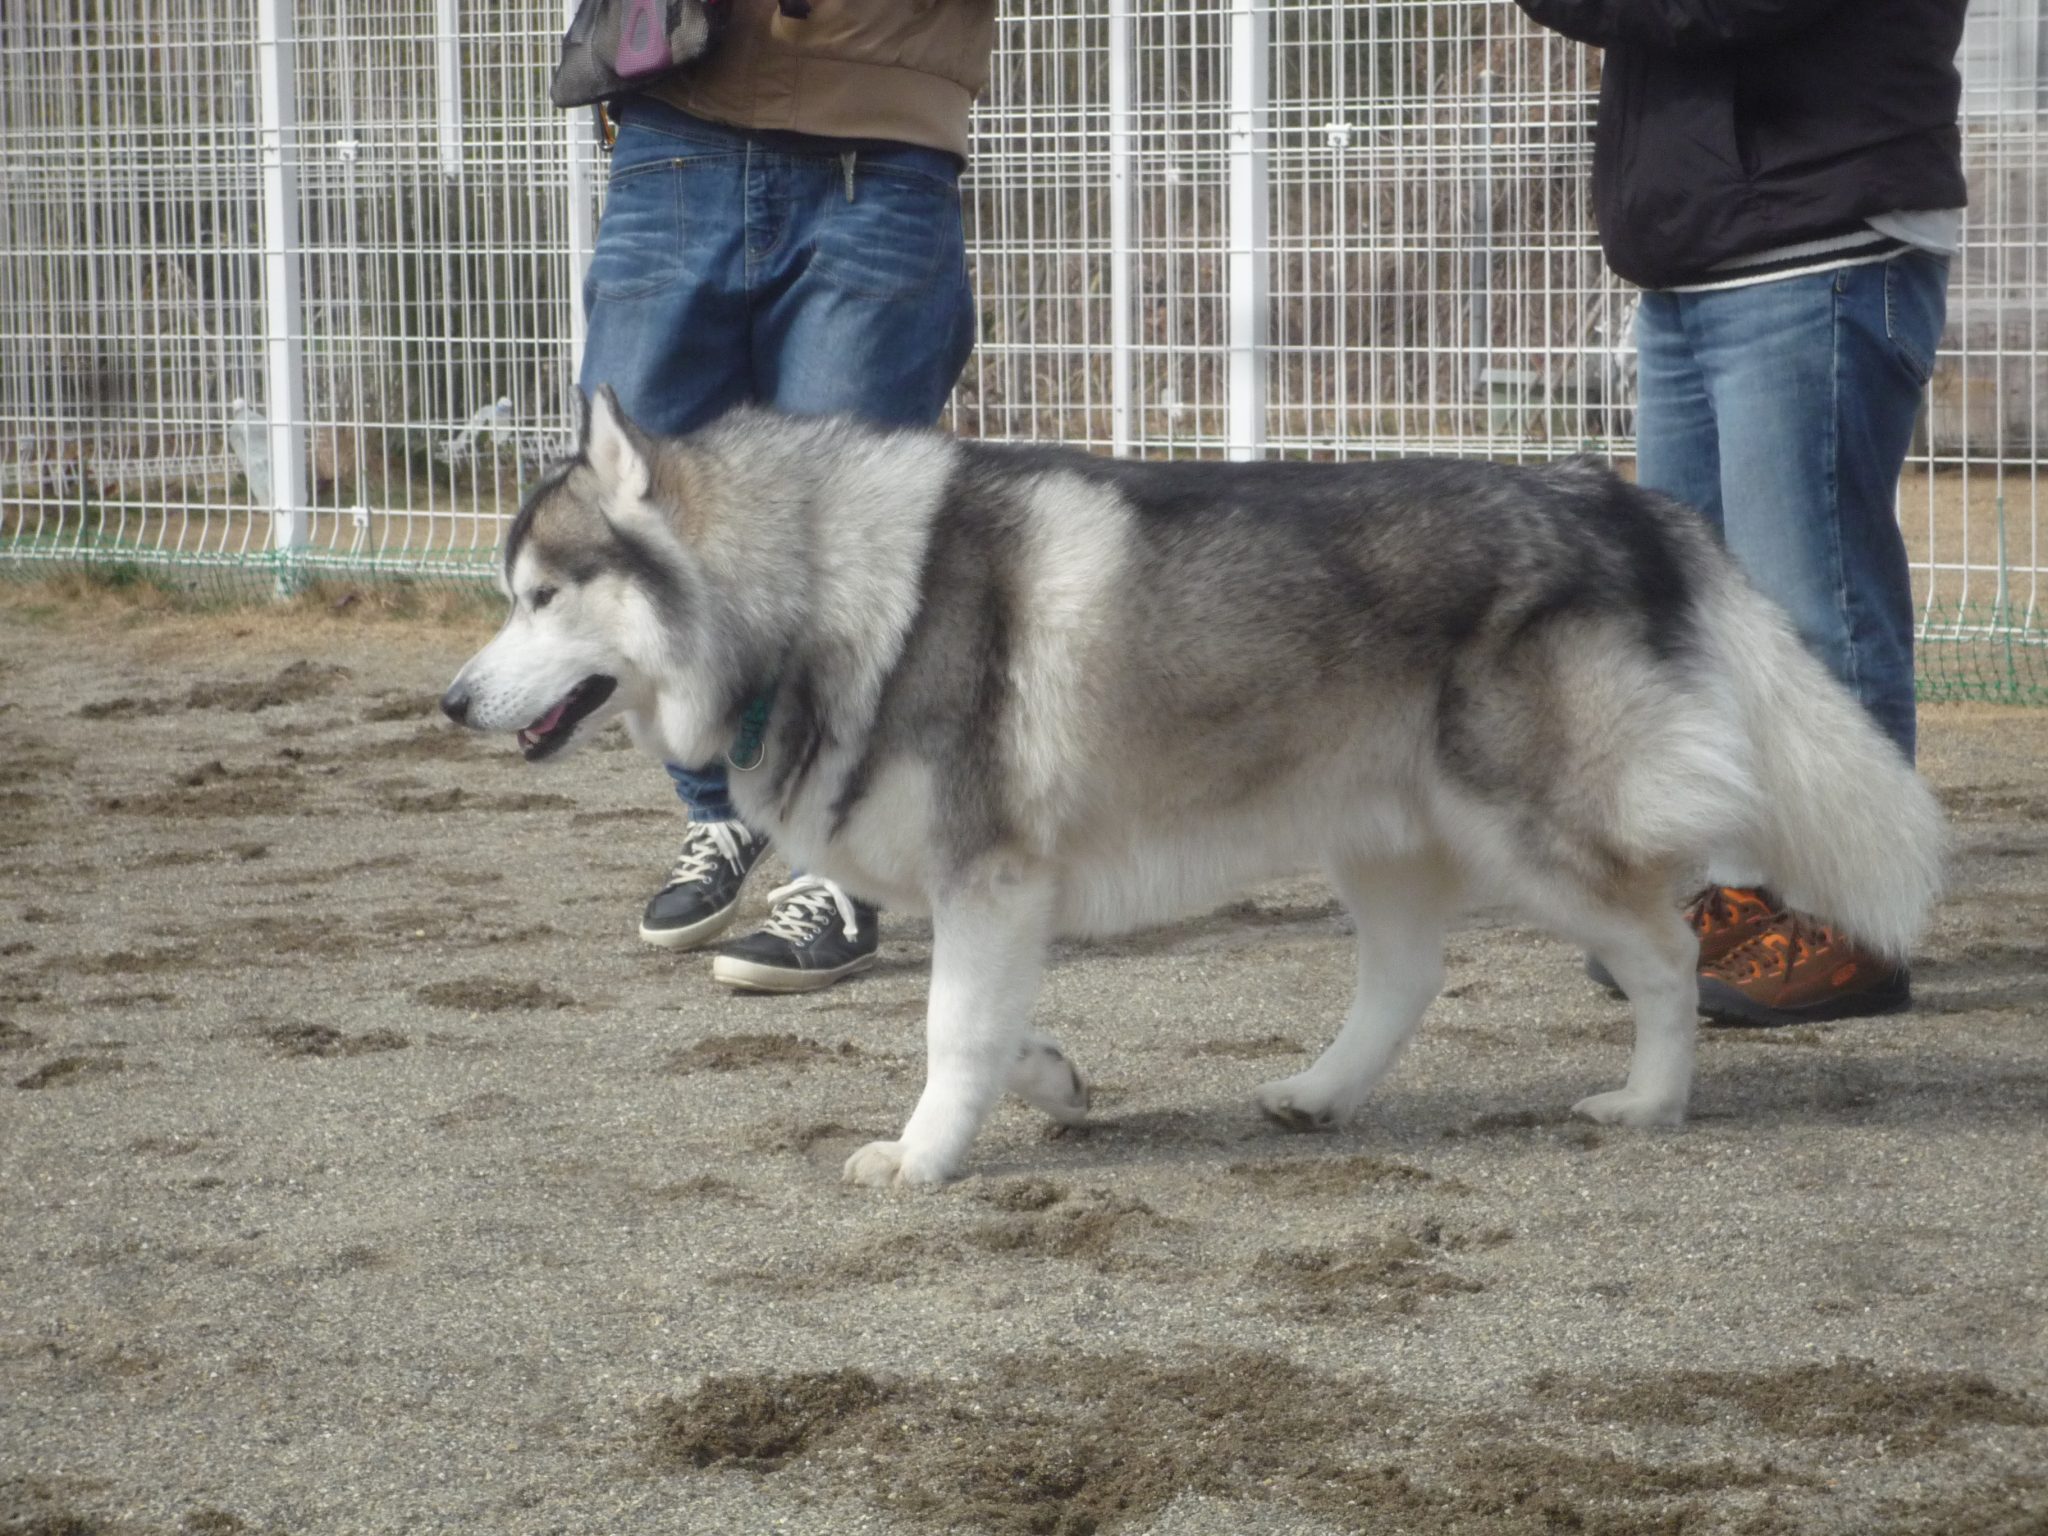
[844, 867, 1053, 1188]
[1569, 893, 1698, 1128]
[1255, 854, 1458, 1130]
[1006, 1030, 1090, 1125]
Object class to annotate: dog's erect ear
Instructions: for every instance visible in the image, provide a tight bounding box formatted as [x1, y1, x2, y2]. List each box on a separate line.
[587, 384, 654, 506]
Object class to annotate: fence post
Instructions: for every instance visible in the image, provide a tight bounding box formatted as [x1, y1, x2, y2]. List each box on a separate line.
[1469, 68, 1495, 399]
[564, 0, 598, 397]
[1227, 0, 1269, 461]
[256, 0, 309, 589]
[1108, 0, 1133, 456]
[436, 0, 464, 181]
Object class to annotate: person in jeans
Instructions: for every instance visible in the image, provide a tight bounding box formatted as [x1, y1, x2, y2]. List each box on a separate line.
[579, 0, 992, 991]
[1513, 0, 1968, 1024]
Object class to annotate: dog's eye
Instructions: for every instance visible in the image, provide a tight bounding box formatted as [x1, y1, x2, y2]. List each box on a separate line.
[530, 586, 557, 611]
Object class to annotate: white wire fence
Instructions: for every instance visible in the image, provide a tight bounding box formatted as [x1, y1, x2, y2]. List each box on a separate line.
[2, 1, 2043, 701]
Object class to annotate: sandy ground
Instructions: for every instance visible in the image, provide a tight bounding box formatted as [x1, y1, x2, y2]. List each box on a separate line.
[1, 584, 2045, 1536]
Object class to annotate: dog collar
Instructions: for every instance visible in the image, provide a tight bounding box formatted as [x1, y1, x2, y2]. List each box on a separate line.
[724, 688, 775, 772]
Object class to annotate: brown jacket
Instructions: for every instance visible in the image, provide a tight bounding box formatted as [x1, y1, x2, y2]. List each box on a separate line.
[653, 0, 997, 159]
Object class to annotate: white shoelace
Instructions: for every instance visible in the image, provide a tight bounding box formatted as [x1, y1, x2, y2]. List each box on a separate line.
[757, 875, 861, 944]
[663, 819, 754, 887]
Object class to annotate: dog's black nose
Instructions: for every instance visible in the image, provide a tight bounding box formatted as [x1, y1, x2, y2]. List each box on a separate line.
[440, 686, 471, 725]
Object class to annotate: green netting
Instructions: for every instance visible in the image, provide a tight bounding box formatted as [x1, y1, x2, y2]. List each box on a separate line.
[1916, 602, 2048, 706]
[7, 538, 2045, 706]
[0, 538, 500, 598]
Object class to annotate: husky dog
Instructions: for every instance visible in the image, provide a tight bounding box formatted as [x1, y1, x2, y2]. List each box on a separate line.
[442, 389, 1944, 1188]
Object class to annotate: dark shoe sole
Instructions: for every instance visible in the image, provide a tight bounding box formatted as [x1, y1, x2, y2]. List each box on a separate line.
[710, 949, 878, 994]
[638, 897, 744, 951]
[1697, 974, 1912, 1029]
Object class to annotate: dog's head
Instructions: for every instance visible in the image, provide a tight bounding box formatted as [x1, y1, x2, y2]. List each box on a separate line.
[441, 387, 697, 763]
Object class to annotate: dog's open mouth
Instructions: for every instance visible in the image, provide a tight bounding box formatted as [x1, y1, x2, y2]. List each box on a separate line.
[517, 676, 617, 760]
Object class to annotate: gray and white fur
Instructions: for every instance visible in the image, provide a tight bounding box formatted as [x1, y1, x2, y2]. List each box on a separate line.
[443, 389, 1946, 1187]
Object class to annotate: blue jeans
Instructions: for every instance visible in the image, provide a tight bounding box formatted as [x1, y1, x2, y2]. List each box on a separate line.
[1633, 252, 1948, 761]
[578, 98, 977, 821]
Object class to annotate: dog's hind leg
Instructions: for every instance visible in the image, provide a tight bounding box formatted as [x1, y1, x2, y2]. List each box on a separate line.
[1565, 872, 1698, 1128]
[845, 865, 1054, 1188]
[1007, 1031, 1090, 1125]
[1254, 853, 1460, 1131]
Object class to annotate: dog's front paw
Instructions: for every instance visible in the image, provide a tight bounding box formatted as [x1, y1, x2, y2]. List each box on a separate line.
[841, 1139, 956, 1189]
[1571, 1089, 1686, 1128]
[1253, 1075, 1348, 1132]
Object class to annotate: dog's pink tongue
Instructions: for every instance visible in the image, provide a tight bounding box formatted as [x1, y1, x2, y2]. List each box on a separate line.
[528, 698, 571, 737]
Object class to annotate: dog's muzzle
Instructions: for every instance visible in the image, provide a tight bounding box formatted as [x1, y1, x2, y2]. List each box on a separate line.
[440, 674, 618, 760]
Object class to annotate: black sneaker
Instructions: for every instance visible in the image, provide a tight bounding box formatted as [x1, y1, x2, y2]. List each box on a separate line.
[638, 819, 768, 950]
[710, 875, 879, 994]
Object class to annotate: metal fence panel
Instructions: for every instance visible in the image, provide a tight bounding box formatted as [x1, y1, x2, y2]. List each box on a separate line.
[2, 0, 2043, 700]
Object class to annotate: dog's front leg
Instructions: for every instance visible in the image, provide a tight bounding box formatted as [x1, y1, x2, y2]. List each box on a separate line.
[844, 866, 1052, 1189]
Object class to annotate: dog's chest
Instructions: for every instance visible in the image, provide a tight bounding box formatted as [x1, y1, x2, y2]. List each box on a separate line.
[734, 747, 940, 916]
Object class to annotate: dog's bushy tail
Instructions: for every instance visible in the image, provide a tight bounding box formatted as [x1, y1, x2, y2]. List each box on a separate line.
[1709, 577, 1945, 960]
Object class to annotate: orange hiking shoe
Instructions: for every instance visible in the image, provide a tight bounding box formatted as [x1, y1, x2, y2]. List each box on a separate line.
[1685, 886, 1786, 967]
[1696, 909, 1912, 1027]
[1585, 885, 1784, 993]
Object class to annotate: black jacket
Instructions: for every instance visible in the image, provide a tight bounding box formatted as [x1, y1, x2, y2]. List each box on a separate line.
[1513, 0, 1969, 289]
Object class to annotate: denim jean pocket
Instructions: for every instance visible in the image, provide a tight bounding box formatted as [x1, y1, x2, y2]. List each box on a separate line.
[1883, 252, 1948, 387]
[588, 155, 734, 303]
[587, 163, 685, 302]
